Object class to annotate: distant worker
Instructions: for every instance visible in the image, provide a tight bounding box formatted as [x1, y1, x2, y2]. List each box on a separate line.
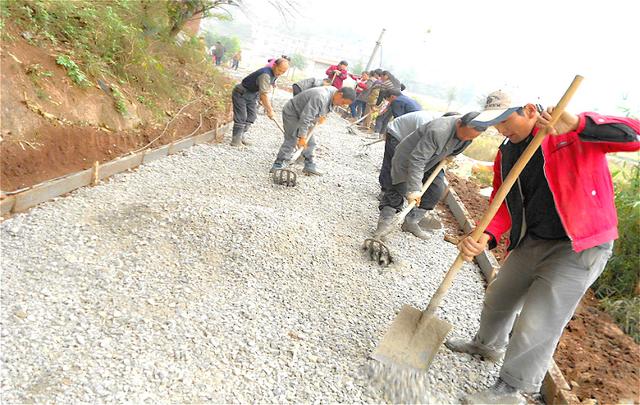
[325, 60, 349, 89]
[231, 58, 289, 146]
[270, 86, 356, 176]
[213, 41, 225, 66]
[375, 89, 422, 134]
[292, 77, 331, 96]
[350, 71, 370, 118]
[231, 50, 241, 70]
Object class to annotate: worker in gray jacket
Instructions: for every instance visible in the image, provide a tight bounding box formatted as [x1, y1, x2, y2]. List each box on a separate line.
[379, 111, 457, 195]
[374, 112, 486, 239]
[270, 86, 356, 175]
[292, 77, 331, 96]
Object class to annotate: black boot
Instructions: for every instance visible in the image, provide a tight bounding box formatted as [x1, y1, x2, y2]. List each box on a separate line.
[230, 124, 244, 146]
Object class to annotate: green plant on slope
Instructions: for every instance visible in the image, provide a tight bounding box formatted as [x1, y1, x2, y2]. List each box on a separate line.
[591, 163, 640, 342]
[56, 54, 91, 87]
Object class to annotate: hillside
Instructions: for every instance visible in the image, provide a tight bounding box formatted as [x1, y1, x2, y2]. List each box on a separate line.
[1, 0, 232, 192]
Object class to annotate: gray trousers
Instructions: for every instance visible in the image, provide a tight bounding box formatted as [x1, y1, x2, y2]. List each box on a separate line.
[231, 84, 258, 138]
[473, 236, 613, 392]
[274, 109, 317, 166]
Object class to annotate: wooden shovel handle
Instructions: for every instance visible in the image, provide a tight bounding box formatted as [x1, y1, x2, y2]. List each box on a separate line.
[395, 158, 449, 224]
[270, 117, 286, 135]
[424, 75, 584, 315]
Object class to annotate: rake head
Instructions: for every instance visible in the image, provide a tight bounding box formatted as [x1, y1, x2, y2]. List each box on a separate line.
[362, 238, 393, 267]
[272, 168, 297, 187]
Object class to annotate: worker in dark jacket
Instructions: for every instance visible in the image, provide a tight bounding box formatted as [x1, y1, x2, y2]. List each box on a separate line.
[231, 58, 289, 146]
[375, 89, 422, 134]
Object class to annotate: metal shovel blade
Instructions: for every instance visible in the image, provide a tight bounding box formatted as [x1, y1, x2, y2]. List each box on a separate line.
[371, 305, 453, 371]
[362, 238, 392, 267]
[272, 168, 297, 187]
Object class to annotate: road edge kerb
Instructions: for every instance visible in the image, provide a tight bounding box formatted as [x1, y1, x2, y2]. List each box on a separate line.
[443, 179, 580, 405]
[1, 122, 231, 217]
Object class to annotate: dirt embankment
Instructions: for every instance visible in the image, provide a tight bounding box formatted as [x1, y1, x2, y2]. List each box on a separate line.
[1, 26, 233, 192]
[442, 173, 640, 404]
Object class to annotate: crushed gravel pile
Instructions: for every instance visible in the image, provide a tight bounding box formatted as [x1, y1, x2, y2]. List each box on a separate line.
[1, 90, 501, 403]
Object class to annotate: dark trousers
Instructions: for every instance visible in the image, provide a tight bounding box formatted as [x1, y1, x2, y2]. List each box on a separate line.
[292, 84, 302, 96]
[232, 60, 239, 70]
[231, 84, 259, 137]
[379, 169, 446, 212]
[379, 135, 399, 192]
[374, 109, 393, 134]
[350, 100, 366, 118]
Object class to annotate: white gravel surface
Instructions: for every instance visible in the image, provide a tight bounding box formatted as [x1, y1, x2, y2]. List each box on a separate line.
[1, 89, 501, 403]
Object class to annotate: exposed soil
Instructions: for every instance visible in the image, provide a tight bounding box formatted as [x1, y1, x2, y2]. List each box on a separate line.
[442, 173, 640, 404]
[1, 24, 232, 193]
[1, 106, 230, 192]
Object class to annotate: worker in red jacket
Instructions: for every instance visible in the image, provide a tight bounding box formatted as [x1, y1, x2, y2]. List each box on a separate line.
[448, 90, 640, 404]
[325, 60, 348, 89]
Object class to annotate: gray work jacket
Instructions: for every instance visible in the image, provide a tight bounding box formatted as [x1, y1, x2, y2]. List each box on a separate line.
[283, 86, 337, 135]
[391, 116, 471, 192]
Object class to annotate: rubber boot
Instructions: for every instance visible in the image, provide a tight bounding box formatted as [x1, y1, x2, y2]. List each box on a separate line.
[230, 125, 243, 147]
[373, 206, 396, 238]
[462, 378, 525, 405]
[269, 161, 288, 173]
[241, 124, 252, 146]
[444, 338, 505, 362]
[401, 208, 430, 239]
[302, 162, 323, 176]
[420, 209, 442, 230]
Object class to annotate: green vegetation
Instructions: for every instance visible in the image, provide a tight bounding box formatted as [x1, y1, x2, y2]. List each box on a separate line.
[4, 0, 231, 119]
[56, 55, 91, 87]
[203, 31, 241, 57]
[463, 129, 503, 161]
[592, 163, 640, 342]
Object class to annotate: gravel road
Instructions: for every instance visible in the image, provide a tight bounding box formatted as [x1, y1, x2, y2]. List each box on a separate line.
[1, 89, 501, 403]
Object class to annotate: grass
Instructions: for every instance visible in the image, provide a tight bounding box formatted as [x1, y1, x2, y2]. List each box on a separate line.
[4, 0, 230, 119]
[591, 163, 640, 342]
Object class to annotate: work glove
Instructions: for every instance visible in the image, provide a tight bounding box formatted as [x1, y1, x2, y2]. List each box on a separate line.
[406, 191, 422, 207]
[317, 115, 327, 125]
[297, 137, 307, 148]
[538, 106, 579, 135]
[266, 109, 274, 120]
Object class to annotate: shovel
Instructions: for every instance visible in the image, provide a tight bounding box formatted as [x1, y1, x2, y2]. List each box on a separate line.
[346, 112, 373, 134]
[363, 159, 449, 266]
[371, 75, 584, 371]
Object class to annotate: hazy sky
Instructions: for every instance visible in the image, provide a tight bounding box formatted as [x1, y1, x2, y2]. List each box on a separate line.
[229, 0, 640, 113]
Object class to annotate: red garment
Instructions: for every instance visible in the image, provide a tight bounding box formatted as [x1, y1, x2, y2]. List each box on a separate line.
[355, 79, 368, 94]
[326, 65, 348, 89]
[486, 112, 640, 252]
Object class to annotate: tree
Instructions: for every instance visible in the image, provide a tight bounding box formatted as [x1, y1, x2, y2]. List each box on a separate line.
[288, 52, 307, 78]
[351, 60, 364, 75]
[167, 0, 240, 37]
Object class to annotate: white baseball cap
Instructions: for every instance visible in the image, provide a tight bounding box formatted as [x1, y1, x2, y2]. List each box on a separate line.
[470, 90, 522, 127]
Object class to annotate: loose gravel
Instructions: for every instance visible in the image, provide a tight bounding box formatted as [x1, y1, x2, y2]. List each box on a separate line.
[1, 89, 501, 403]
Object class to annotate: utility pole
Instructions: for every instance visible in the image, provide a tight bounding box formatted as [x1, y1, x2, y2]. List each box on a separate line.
[365, 28, 385, 71]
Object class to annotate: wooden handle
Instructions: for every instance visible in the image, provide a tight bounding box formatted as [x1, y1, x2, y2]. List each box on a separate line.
[270, 117, 286, 135]
[424, 75, 584, 316]
[290, 124, 318, 161]
[395, 159, 449, 224]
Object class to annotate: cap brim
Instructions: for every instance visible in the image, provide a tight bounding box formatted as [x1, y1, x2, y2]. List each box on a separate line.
[470, 107, 520, 127]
